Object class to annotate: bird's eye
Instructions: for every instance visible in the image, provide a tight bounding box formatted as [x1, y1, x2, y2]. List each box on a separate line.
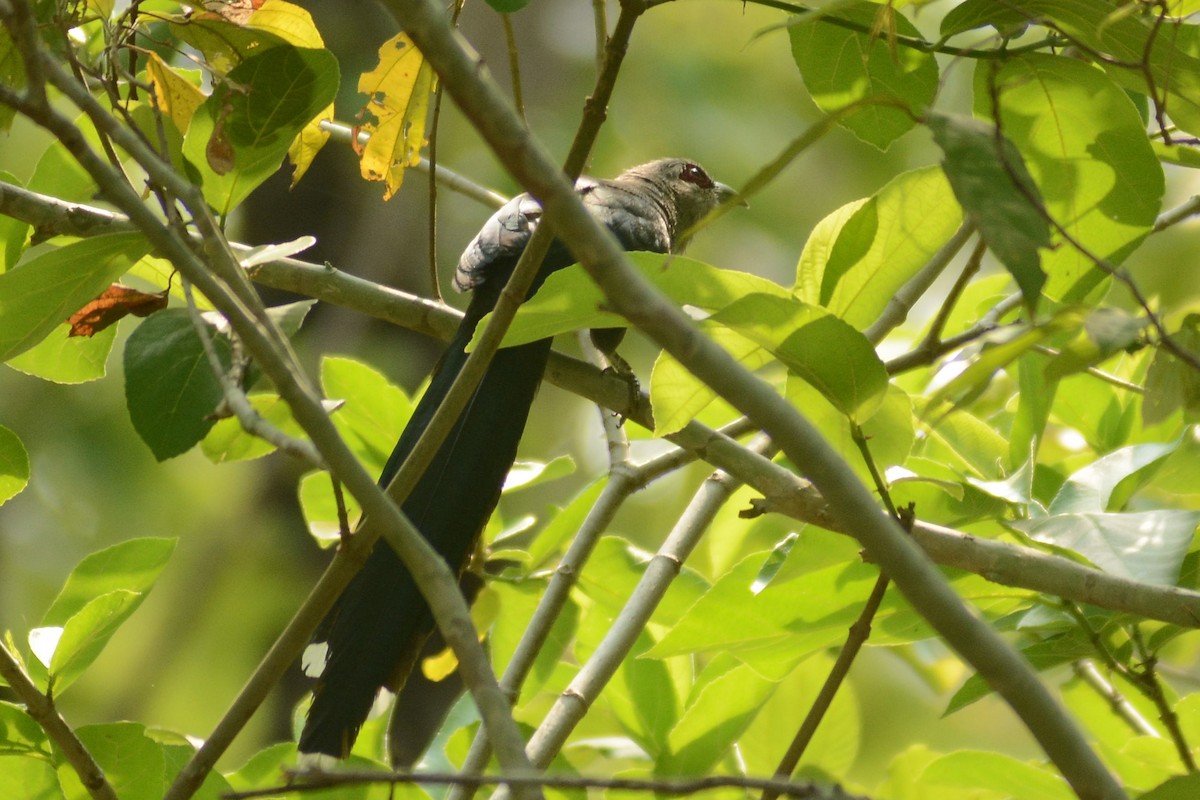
[679, 163, 714, 189]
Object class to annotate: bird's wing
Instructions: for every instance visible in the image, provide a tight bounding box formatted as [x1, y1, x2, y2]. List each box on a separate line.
[453, 177, 602, 292]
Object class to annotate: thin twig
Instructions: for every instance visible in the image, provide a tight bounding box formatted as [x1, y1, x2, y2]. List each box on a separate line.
[501, 13, 525, 125]
[180, 279, 326, 469]
[513, 437, 778, 783]
[863, 222, 978, 345]
[225, 769, 869, 800]
[1072, 659, 1160, 739]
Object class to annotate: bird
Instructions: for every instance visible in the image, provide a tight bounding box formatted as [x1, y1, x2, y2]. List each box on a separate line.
[298, 158, 740, 762]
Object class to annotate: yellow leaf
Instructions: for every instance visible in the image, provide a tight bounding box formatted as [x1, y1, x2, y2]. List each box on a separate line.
[144, 52, 206, 136]
[247, 0, 325, 48]
[355, 33, 436, 200]
[288, 102, 334, 187]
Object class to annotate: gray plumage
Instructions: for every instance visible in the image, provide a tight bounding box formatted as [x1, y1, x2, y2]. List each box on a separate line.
[299, 158, 738, 763]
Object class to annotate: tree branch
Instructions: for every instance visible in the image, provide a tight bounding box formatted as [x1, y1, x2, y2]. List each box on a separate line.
[3, 185, 1199, 630]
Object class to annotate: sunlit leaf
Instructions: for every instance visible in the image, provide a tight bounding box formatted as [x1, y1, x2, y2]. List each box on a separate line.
[921, 750, 1073, 799]
[1049, 439, 1180, 513]
[56, 723, 165, 800]
[976, 53, 1163, 302]
[475, 252, 791, 350]
[48, 590, 142, 694]
[796, 166, 963, 330]
[0, 424, 30, 507]
[0, 234, 148, 362]
[42, 537, 177, 626]
[788, 3, 938, 149]
[354, 32, 436, 200]
[1014, 510, 1199, 585]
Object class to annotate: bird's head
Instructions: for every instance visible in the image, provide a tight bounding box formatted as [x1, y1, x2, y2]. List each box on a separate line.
[617, 158, 744, 251]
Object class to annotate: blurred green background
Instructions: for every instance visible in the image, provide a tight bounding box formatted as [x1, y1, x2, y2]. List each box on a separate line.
[3, 0, 1199, 785]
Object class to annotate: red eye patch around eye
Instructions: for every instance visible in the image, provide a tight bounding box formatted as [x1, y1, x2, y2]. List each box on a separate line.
[680, 162, 714, 189]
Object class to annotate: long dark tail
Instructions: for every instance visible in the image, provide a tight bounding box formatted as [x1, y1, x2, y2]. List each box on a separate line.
[298, 294, 553, 758]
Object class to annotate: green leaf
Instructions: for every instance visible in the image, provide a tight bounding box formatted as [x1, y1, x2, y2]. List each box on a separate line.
[0, 29, 25, 135]
[0, 233, 148, 361]
[473, 252, 791, 350]
[940, 0, 1030, 38]
[0, 702, 49, 757]
[1014, 510, 1199, 585]
[42, 537, 176, 627]
[5, 322, 117, 384]
[1142, 775, 1200, 800]
[123, 309, 231, 461]
[796, 166, 963, 330]
[737, 653, 860, 779]
[0, 173, 29, 270]
[0, 423, 29, 507]
[485, 0, 531, 12]
[946, 633, 1092, 715]
[0, 755, 59, 800]
[788, 3, 938, 149]
[55, 723, 165, 800]
[200, 393, 306, 462]
[707, 294, 889, 420]
[46, 590, 142, 694]
[1049, 440, 1180, 513]
[1020, 0, 1200, 137]
[1144, 315, 1200, 425]
[657, 655, 775, 775]
[524, 479, 605, 570]
[649, 323, 775, 437]
[924, 311, 1081, 414]
[927, 112, 1049, 309]
[502, 455, 575, 493]
[183, 45, 339, 215]
[975, 53, 1163, 302]
[321, 355, 413, 471]
[299, 469, 358, 547]
[488, 582, 578, 700]
[606, 629, 677, 758]
[784, 381, 914, 486]
[921, 750, 1074, 799]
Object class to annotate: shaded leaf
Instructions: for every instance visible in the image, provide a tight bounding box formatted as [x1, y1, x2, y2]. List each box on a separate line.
[55, 723, 165, 800]
[928, 112, 1049, 309]
[124, 309, 232, 460]
[1143, 315, 1200, 425]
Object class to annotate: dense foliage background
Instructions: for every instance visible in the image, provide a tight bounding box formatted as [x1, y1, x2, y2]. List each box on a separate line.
[3, 0, 1200, 798]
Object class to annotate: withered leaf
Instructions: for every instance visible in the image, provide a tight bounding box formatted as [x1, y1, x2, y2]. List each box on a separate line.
[68, 284, 170, 337]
